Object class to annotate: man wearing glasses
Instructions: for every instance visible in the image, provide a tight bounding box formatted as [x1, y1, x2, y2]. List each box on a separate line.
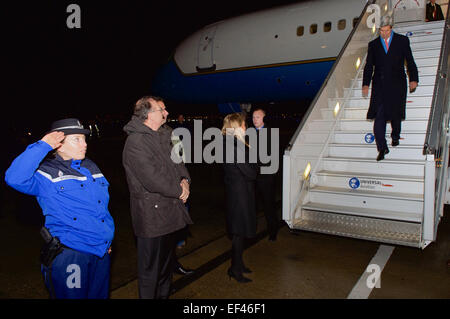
[122, 96, 192, 299]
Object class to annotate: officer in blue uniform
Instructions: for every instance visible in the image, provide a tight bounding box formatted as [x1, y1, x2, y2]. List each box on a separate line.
[5, 118, 115, 299]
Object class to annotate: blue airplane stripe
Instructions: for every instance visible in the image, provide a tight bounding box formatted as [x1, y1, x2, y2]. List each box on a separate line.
[152, 59, 334, 104]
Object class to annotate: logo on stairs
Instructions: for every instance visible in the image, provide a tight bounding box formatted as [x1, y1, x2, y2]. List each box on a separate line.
[364, 133, 375, 144]
[349, 177, 360, 189]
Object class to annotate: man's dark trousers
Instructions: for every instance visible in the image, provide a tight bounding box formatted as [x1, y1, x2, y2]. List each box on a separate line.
[137, 232, 178, 299]
[374, 104, 401, 151]
[256, 174, 278, 238]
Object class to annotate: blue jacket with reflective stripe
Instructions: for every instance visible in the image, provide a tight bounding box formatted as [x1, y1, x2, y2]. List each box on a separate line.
[5, 140, 115, 257]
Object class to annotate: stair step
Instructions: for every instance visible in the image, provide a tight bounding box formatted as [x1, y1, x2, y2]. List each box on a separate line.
[356, 66, 437, 80]
[313, 171, 424, 195]
[410, 40, 442, 50]
[321, 156, 425, 177]
[394, 20, 444, 33]
[321, 106, 430, 120]
[327, 144, 426, 160]
[299, 130, 426, 145]
[410, 48, 441, 58]
[302, 201, 422, 222]
[307, 118, 428, 131]
[316, 170, 423, 183]
[409, 34, 443, 43]
[330, 95, 432, 107]
[356, 74, 437, 86]
[340, 119, 427, 131]
[323, 156, 426, 164]
[292, 210, 421, 247]
[345, 84, 434, 98]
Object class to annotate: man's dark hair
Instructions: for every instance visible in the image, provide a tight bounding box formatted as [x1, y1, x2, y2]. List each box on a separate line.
[134, 96, 164, 121]
[253, 108, 266, 116]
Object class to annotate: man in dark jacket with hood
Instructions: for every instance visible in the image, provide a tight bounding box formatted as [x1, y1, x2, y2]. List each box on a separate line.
[122, 96, 193, 299]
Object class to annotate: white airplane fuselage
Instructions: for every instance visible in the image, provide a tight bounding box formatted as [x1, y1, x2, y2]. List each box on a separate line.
[152, 0, 368, 105]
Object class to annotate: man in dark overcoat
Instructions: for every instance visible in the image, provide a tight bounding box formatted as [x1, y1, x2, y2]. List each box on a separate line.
[362, 15, 418, 161]
[122, 96, 193, 298]
[252, 108, 278, 241]
[426, 0, 444, 22]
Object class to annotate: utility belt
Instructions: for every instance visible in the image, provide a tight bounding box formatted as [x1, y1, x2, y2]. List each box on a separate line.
[39, 227, 64, 267]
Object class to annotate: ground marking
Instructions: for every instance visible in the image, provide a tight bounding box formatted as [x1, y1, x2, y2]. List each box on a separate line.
[347, 245, 395, 299]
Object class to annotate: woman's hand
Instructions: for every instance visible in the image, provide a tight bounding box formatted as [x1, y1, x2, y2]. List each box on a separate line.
[41, 131, 65, 149]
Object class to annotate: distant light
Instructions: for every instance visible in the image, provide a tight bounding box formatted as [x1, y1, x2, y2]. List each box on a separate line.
[372, 25, 376, 34]
[356, 57, 361, 69]
[321, 45, 327, 49]
[303, 163, 311, 180]
[27, 132, 31, 136]
[384, 4, 388, 11]
[333, 102, 340, 117]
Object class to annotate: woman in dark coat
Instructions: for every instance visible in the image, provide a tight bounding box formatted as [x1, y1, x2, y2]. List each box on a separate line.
[222, 113, 257, 283]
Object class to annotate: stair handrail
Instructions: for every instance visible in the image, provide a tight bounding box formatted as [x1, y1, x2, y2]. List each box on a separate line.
[424, 12, 450, 155]
[285, 0, 377, 153]
[422, 11, 450, 241]
[286, 0, 381, 223]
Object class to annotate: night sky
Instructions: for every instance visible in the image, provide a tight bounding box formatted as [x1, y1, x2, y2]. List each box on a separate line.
[3, 0, 306, 134]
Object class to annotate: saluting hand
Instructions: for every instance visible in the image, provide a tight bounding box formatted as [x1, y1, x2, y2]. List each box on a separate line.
[41, 131, 65, 149]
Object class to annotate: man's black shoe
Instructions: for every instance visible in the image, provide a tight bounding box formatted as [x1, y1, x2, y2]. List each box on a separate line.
[376, 148, 389, 161]
[174, 265, 195, 276]
[392, 139, 399, 147]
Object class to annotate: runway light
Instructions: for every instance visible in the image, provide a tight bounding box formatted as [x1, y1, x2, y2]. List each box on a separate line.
[356, 57, 361, 69]
[303, 163, 311, 180]
[333, 102, 340, 117]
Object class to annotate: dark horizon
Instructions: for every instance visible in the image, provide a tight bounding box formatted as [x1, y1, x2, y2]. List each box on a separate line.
[3, 0, 310, 135]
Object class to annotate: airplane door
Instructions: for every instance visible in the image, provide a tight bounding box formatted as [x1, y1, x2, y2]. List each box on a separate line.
[197, 25, 217, 72]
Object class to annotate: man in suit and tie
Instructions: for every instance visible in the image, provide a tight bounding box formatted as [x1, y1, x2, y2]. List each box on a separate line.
[426, 0, 444, 22]
[362, 15, 419, 161]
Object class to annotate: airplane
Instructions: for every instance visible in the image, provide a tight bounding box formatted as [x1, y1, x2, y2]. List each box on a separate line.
[151, 0, 368, 111]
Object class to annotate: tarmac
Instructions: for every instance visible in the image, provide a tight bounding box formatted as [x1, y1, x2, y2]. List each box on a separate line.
[111, 211, 450, 299]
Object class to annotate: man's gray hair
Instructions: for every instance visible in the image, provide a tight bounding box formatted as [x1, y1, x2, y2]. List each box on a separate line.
[380, 15, 394, 28]
[133, 96, 164, 121]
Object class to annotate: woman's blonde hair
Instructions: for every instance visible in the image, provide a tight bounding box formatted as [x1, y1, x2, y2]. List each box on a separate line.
[221, 113, 248, 146]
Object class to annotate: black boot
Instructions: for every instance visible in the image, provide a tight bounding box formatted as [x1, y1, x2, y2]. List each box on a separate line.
[227, 268, 252, 283]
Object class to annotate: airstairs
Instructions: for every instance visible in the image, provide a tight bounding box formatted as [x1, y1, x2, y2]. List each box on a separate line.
[283, 1, 450, 248]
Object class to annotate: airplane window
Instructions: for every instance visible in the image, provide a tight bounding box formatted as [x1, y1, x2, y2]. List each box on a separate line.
[353, 17, 360, 28]
[338, 19, 346, 30]
[297, 26, 304, 36]
[324, 22, 332, 32]
[310, 24, 317, 34]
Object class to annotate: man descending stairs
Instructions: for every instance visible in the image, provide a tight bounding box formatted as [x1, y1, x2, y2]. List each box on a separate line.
[286, 18, 446, 248]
